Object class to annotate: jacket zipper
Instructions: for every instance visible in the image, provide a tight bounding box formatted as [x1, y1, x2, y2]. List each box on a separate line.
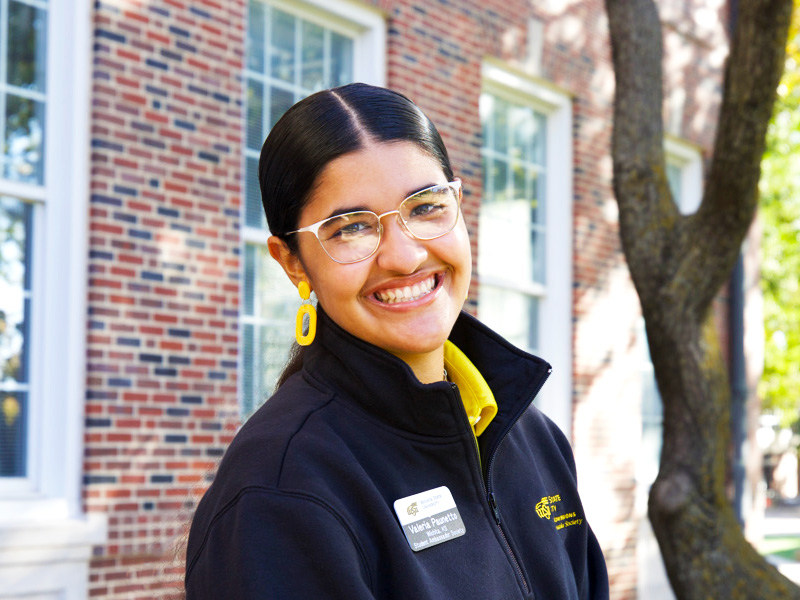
[487, 490, 529, 594]
[454, 367, 551, 597]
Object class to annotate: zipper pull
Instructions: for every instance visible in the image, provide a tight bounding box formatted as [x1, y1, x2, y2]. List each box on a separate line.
[488, 492, 501, 525]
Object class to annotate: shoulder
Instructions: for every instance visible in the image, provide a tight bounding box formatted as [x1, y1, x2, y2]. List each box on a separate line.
[213, 371, 340, 492]
[189, 371, 343, 532]
[185, 486, 373, 594]
[509, 403, 579, 476]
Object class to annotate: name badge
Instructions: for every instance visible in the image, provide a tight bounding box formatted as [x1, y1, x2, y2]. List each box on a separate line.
[393, 486, 466, 552]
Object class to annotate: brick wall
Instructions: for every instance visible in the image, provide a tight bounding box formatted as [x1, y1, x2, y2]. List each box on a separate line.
[86, 1, 245, 597]
[81, 1, 726, 598]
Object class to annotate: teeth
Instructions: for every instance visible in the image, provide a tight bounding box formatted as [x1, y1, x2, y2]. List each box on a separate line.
[375, 275, 436, 304]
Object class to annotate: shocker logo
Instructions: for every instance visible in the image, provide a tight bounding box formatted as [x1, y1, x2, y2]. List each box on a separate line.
[407, 502, 419, 517]
[535, 494, 562, 520]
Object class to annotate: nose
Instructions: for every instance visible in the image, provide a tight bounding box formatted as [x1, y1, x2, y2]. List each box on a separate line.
[374, 212, 427, 273]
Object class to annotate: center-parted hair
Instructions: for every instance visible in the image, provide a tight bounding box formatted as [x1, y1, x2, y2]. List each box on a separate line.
[258, 83, 454, 251]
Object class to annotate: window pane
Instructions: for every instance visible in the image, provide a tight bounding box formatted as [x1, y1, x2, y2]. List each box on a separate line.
[246, 79, 264, 150]
[478, 286, 539, 354]
[0, 391, 26, 477]
[270, 9, 296, 83]
[510, 105, 531, 163]
[490, 158, 509, 204]
[4, 94, 45, 184]
[244, 157, 263, 229]
[268, 86, 295, 130]
[244, 243, 256, 316]
[0, 197, 32, 478]
[242, 323, 255, 416]
[329, 32, 353, 87]
[532, 113, 546, 165]
[667, 163, 682, 206]
[492, 97, 509, 155]
[246, 0, 265, 72]
[301, 21, 324, 91]
[7, 1, 48, 92]
[479, 196, 542, 283]
[240, 244, 298, 416]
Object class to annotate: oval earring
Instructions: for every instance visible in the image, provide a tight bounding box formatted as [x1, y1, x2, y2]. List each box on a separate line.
[295, 281, 317, 346]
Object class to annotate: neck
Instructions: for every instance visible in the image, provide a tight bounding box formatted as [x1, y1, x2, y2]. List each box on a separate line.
[391, 346, 446, 384]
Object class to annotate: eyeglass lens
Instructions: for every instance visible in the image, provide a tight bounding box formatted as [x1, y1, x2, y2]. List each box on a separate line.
[318, 183, 459, 263]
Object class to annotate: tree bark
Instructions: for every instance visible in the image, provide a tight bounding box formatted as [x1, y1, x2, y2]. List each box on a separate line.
[605, 0, 797, 597]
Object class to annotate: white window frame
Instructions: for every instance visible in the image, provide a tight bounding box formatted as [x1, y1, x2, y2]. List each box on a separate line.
[0, 0, 106, 597]
[665, 135, 703, 215]
[241, 0, 385, 415]
[480, 60, 573, 437]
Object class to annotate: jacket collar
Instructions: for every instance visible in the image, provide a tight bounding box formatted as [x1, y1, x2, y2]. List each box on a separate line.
[303, 307, 551, 443]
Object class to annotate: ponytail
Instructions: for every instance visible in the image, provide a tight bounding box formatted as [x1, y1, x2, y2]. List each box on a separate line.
[275, 342, 306, 390]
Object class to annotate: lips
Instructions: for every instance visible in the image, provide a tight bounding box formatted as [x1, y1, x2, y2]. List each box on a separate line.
[373, 274, 438, 304]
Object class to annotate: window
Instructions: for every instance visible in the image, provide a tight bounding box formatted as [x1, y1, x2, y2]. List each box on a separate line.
[242, 0, 384, 416]
[665, 136, 703, 215]
[478, 61, 573, 434]
[1, 0, 105, 595]
[479, 94, 546, 354]
[0, 0, 47, 485]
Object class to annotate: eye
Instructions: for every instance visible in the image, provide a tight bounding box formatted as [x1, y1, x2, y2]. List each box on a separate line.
[405, 188, 453, 220]
[321, 214, 377, 241]
[409, 201, 446, 218]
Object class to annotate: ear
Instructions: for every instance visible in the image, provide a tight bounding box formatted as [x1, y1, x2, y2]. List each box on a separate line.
[267, 235, 309, 288]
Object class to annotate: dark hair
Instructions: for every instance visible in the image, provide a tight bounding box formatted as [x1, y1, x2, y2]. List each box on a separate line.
[259, 83, 453, 250]
[259, 83, 455, 388]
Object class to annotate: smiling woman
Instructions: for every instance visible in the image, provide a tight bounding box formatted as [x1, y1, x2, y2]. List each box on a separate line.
[184, 83, 609, 600]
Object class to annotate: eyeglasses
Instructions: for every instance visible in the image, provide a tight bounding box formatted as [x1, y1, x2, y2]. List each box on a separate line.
[286, 180, 462, 264]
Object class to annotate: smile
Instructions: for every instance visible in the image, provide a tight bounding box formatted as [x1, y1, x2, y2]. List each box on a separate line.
[374, 274, 438, 304]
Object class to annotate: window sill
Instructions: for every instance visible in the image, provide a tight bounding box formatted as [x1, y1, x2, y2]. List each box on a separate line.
[0, 511, 107, 567]
[0, 511, 106, 598]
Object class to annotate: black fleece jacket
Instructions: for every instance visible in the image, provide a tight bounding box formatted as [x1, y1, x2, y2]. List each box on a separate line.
[185, 309, 609, 599]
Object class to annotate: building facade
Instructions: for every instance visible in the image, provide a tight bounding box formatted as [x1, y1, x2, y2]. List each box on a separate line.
[0, 0, 734, 598]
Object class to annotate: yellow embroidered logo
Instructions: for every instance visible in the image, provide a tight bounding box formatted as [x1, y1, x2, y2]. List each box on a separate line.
[407, 502, 419, 517]
[536, 492, 584, 530]
[535, 494, 561, 519]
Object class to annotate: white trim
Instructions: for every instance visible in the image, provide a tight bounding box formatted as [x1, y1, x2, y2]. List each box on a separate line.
[0, 179, 46, 202]
[481, 61, 574, 439]
[478, 274, 546, 298]
[265, 0, 386, 86]
[665, 136, 703, 215]
[0, 514, 106, 599]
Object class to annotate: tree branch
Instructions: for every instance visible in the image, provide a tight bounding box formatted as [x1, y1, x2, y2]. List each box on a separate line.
[606, 0, 680, 301]
[686, 0, 792, 313]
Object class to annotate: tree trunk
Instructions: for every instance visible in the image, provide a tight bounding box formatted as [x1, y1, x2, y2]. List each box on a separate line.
[605, 0, 798, 597]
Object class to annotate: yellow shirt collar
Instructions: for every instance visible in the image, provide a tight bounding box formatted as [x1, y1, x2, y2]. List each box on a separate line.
[444, 340, 498, 437]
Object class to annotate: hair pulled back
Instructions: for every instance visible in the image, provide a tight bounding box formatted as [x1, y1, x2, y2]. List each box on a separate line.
[259, 83, 453, 251]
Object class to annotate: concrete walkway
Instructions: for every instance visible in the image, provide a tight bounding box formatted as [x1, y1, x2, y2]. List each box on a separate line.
[763, 498, 800, 585]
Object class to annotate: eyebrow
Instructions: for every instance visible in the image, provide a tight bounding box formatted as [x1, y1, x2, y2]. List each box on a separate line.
[322, 182, 443, 221]
[323, 206, 371, 220]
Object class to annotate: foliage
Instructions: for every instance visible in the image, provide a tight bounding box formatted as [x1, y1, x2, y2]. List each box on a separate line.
[759, 0, 800, 425]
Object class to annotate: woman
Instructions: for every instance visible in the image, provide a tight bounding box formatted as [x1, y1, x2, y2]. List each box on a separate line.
[185, 83, 608, 599]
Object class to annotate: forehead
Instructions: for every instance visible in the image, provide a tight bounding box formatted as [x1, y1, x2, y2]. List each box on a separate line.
[300, 141, 447, 223]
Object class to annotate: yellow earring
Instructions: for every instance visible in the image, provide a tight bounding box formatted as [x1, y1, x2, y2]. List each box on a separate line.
[295, 281, 317, 346]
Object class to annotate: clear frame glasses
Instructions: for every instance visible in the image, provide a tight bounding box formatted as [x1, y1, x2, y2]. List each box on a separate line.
[286, 180, 462, 264]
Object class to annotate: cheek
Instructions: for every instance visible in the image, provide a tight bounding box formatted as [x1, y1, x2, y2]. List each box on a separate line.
[306, 262, 370, 307]
[451, 221, 473, 273]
